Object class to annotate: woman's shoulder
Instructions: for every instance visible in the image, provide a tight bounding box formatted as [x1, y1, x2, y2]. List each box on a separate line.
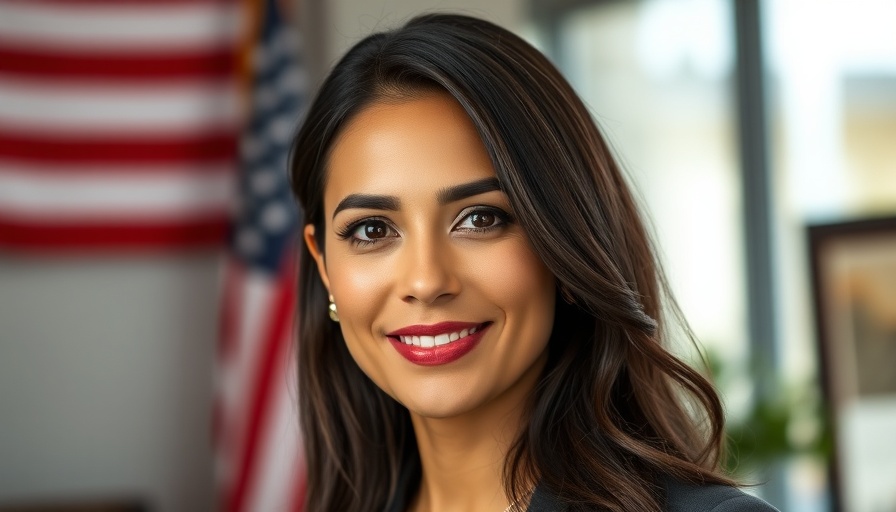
[664, 478, 779, 512]
[526, 477, 779, 512]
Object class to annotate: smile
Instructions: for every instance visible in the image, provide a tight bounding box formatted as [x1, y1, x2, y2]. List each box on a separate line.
[386, 322, 491, 366]
[398, 325, 479, 348]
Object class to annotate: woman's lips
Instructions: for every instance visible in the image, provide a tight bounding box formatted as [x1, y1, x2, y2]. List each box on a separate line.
[386, 322, 490, 366]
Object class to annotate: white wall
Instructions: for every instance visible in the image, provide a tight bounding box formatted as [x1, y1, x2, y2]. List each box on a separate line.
[322, 0, 525, 65]
[0, 254, 219, 511]
[0, 1, 527, 511]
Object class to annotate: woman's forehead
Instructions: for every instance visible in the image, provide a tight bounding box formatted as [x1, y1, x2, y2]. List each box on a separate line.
[324, 92, 499, 207]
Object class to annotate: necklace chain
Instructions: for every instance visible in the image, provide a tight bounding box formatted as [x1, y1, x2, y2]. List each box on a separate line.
[502, 488, 534, 512]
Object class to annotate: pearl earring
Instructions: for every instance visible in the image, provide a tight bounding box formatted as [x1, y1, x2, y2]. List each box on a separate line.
[328, 294, 339, 322]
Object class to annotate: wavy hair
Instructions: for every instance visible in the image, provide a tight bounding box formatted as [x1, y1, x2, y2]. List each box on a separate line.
[289, 13, 732, 512]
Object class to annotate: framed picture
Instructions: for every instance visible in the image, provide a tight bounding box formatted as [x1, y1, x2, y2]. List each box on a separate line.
[808, 215, 896, 512]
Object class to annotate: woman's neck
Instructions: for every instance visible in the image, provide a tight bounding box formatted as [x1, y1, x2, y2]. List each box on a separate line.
[409, 415, 513, 512]
[406, 361, 542, 512]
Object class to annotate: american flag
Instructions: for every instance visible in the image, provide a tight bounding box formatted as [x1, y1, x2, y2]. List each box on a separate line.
[215, 0, 306, 510]
[0, 0, 241, 250]
[0, 0, 308, 509]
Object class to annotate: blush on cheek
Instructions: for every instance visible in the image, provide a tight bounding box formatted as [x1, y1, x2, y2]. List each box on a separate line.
[462, 238, 556, 361]
[468, 239, 555, 308]
[328, 253, 389, 317]
[326, 254, 395, 383]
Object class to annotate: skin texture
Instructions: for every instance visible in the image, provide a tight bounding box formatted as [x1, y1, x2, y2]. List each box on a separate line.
[304, 91, 556, 511]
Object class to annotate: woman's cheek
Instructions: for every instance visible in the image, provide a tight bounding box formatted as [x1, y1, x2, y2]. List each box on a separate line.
[329, 246, 387, 298]
[465, 237, 553, 303]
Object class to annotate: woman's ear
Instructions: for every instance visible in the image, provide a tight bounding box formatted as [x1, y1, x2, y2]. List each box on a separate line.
[304, 224, 331, 291]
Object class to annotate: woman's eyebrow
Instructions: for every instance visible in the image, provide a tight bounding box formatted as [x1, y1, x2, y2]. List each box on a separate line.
[437, 177, 502, 204]
[332, 177, 502, 219]
[333, 194, 400, 218]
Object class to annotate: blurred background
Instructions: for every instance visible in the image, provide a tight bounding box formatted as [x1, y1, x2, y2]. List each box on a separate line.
[1, 0, 894, 510]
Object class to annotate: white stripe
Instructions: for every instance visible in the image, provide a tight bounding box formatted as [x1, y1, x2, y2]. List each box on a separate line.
[245, 331, 302, 512]
[0, 2, 241, 51]
[216, 271, 281, 483]
[219, 274, 275, 418]
[0, 168, 235, 220]
[0, 77, 239, 135]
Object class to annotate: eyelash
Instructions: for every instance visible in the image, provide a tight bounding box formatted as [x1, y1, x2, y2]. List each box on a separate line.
[453, 206, 513, 234]
[335, 216, 395, 248]
[335, 206, 514, 248]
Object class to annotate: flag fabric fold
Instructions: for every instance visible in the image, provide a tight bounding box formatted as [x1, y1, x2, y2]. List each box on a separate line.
[0, 0, 309, 508]
[215, 0, 307, 510]
[0, 0, 242, 251]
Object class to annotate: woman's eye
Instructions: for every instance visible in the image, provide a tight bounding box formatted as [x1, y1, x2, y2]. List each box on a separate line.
[469, 212, 495, 227]
[352, 220, 394, 241]
[336, 218, 398, 248]
[455, 208, 509, 231]
[357, 222, 388, 239]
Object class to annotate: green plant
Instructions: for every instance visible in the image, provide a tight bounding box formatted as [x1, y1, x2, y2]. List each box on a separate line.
[703, 349, 833, 476]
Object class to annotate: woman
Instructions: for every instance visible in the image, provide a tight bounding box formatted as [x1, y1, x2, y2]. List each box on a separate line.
[290, 13, 777, 512]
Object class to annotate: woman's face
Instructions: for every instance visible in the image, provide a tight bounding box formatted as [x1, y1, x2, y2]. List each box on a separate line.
[305, 91, 556, 420]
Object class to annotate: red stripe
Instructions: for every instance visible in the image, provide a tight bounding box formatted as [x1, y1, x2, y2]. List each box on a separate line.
[0, 44, 236, 82]
[0, 129, 238, 166]
[227, 267, 296, 512]
[0, 217, 228, 250]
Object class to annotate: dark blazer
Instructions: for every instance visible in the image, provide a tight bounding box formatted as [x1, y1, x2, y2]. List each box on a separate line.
[386, 466, 779, 512]
[526, 478, 779, 511]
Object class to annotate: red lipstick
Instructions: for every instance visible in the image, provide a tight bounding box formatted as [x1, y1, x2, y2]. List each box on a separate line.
[386, 321, 490, 366]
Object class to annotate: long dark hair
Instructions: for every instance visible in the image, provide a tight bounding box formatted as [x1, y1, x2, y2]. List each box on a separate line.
[290, 13, 732, 511]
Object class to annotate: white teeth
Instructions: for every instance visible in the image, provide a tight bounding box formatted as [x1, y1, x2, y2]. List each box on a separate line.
[397, 325, 482, 348]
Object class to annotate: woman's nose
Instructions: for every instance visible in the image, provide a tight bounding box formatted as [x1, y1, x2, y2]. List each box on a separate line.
[397, 235, 461, 305]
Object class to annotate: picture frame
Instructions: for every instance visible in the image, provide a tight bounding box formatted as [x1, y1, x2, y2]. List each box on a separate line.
[808, 215, 896, 512]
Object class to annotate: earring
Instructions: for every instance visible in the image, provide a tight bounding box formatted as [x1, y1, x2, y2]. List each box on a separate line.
[328, 294, 339, 322]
